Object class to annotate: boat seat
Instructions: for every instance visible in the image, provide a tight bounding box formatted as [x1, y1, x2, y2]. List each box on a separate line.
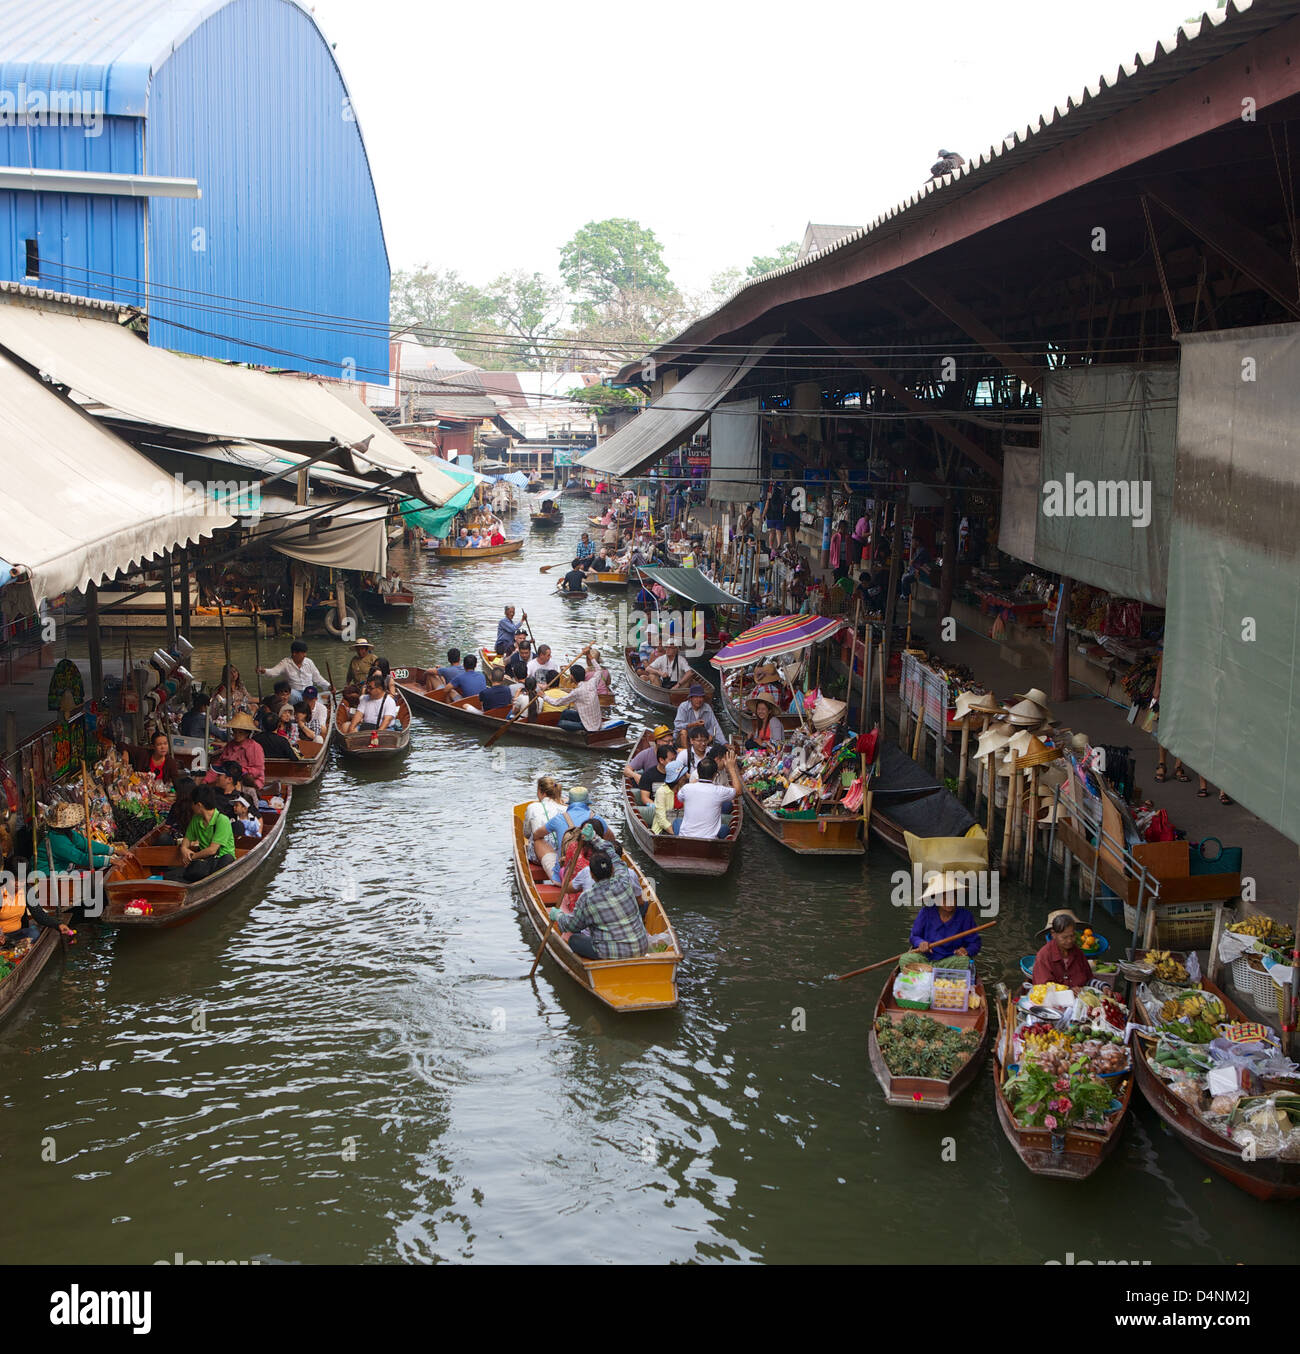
[536, 884, 561, 904]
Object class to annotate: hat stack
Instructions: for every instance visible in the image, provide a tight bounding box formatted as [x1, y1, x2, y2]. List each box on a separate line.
[973, 722, 1014, 763]
[1002, 686, 1053, 729]
[951, 690, 1001, 728]
[810, 695, 847, 731]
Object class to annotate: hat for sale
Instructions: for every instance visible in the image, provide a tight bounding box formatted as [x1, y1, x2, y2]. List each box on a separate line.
[953, 690, 1001, 720]
[973, 723, 1013, 760]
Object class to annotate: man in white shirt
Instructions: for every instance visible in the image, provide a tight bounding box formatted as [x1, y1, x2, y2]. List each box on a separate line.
[259, 641, 326, 703]
[355, 676, 398, 732]
[674, 750, 740, 839]
[528, 645, 557, 684]
[673, 685, 724, 745]
[646, 643, 690, 690]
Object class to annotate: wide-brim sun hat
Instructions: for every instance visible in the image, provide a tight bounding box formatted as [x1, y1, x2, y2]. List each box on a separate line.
[1004, 698, 1052, 727]
[973, 723, 1013, 760]
[47, 801, 85, 829]
[1013, 688, 1051, 708]
[355, 639, 373, 649]
[954, 690, 1001, 720]
[230, 712, 257, 732]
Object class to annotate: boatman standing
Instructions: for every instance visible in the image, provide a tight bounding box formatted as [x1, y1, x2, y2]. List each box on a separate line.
[496, 605, 527, 655]
[258, 640, 327, 704]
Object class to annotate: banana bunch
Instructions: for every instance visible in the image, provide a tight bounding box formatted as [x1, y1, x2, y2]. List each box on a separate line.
[1145, 949, 1190, 983]
[1159, 992, 1226, 1024]
[1229, 916, 1295, 947]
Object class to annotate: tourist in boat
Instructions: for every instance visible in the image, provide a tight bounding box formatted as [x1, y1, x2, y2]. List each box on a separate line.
[745, 697, 784, 751]
[532, 786, 614, 881]
[32, 801, 121, 877]
[211, 664, 253, 723]
[673, 685, 724, 746]
[632, 741, 674, 823]
[511, 676, 541, 721]
[488, 526, 507, 546]
[548, 850, 649, 960]
[356, 675, 400, 733]
[205, 761, 241, 816]
[258, 640, 327, 703]
[144, 730, 181, 785]
[366, 657, 398, 697]
[230, 795, 262, 841]
[504, 638, 532, 682]
[576, 532, 595, 561]
[910, 872, 982, 960]
[179, 692, 210, 738]
[347, 639, 375, 686]
[651, 760, 686, 835]
[480, 666, 515, 710]
[623, 725, 672, 784]
[547, 660, 604, 734]
[647, 642, 691, 690]
[529, 644, 556, 684]
[1031, 909, 1094, 988]
[214, 712, 265, 787]
[558, 561, 587, 594]
[523, 776, 565, 862]
[295, 686, 327, 741]
[450, 653, 488, 699]
[254, 709, 299, 761]
[587, 647, 612, 700]
[496, 606, 527, 655]
[674, 751, 740, 839]
[436, 648, 464, 683]
[673, 723, 729, 781]
[178, 784, 237, 881]
[165, 777, 198, 837]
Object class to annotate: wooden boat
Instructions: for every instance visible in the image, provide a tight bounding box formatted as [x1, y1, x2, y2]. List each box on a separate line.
[866, 742, 989, 868]
[560, 484, 592, 498]
[620, 730, 741, 875]
[510, 801, 680, 1012]
[359, 585, 415, 614]
[526, 478, 545, 493]
[394, 668, 629, 750]
[737, 776, 863, 855]
[475, 648, 614, 708]
[0, 924, 62, 1027]
[556, 583, 588, 599]
[623, 647, 714, 709]
[531, 509, 563, 527]
[868, 967, 991, 1109]
[992, 994, 1132, 1179]
[263, 693, 334, 789]
[1132, 978, 1300, 1200]
[433, 538, 524, 561]
[332, 688, 412, 759]
[586, 570, 629, 592]
[101, 792, 292, 928]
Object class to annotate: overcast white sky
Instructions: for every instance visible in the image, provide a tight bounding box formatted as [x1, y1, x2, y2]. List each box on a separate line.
[311, 0, 1209, 294]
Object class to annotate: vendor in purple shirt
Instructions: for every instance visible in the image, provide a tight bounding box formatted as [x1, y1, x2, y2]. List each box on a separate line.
[909, 871, 982, 961]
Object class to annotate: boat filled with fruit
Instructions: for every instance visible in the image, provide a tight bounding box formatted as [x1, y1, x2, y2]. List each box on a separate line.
[993, 982, 1134, 1179]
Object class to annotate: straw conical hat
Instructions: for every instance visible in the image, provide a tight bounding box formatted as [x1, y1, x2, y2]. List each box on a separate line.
[973, 724, 1013, 760]
[921, 868, 985, 902]
[1004, 698, 1051, 727]
[810, 695, 847, 730]
[1018, 736, 1062, 768]
[47, 801, 85, 829]
[954, 690, 1000, 719]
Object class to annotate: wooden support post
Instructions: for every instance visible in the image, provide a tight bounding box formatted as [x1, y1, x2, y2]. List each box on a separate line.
[1052, 576, 1072, 705]
[179, 549, 192, 638]
[1001, 754, 1018, 867]
[985, 748, 996, 840]
[1025, 766, 1040, 886]
[957, 720, 971, 803]
[292, 467, 309, 635]
[164, 550, 177, 647]
[911, 701, 924, 761]
[85, 581, 104, 702]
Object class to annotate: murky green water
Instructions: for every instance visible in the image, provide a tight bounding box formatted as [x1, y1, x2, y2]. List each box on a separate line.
[2, 515, 1292, 1263]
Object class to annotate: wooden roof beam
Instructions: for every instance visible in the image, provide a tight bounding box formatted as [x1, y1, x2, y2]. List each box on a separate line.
[904, 274, 1043, 394]
[801, 316, 1002, 482]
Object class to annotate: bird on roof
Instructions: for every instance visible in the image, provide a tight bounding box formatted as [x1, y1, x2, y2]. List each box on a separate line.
[930, 149, 966, 179]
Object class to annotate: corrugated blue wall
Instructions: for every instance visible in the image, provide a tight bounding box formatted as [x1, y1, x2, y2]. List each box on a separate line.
[145, 0, 390, 379]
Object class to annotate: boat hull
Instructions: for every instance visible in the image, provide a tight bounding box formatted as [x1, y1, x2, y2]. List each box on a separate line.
[738, 780, 863, 855]
[0, 925, 61, 1026]
[332, 689, 412, 759]
[623, 648, 714, 709]
[433, 540, 524, 561]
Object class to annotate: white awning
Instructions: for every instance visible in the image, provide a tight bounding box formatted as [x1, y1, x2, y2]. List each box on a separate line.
[249, 491, 389, 575]
[579, 336, 780, 477]
[0, 299, 468, 507]
[0, 352, 233, 607]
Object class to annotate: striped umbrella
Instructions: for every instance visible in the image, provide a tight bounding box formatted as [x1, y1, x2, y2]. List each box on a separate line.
[709, 613, 845, 670]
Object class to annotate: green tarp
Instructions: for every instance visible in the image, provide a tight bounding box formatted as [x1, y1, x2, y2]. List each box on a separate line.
[400, 465, 476, 539]
[634, 566, 742, 606]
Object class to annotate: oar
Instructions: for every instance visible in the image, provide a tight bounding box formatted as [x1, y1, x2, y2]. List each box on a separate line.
[484, 646, 590, 748]
[529, 834, 585, 978]
[252, 599, 263, 697]
[325, 661, 341, 738]
[834, 920, 999, 982]
[538, 561, 567, 574]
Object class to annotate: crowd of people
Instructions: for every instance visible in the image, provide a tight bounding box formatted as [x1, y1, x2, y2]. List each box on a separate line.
[620, 727, 740, 840]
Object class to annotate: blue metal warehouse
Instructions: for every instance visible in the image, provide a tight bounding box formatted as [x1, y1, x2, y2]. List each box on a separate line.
[0, 0, 389, 379]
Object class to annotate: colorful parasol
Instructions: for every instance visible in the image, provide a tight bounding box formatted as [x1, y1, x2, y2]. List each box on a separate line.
[710, 614, 844, 670]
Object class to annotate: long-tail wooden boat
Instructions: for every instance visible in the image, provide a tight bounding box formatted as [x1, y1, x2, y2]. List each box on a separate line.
[100, 792, 292, 928]
[1132, 978, 1300, 1200]
[866, 741, 990, 869]
[432, 539, 524, 561]
[993, 993, 1132, 1179]
[620, 730, 741, 875]
[737, 777, 863, 855]
[475, 648, 614, 708]
[556, 583, 588, 599]
[0, 924, 62, 1026]
[510, 801, 680, 1012]
[531, 509, 563, 527]
[868, 967, 991, 1109]
[359, 584, 415, 614]
[332, 688, 412, 759]
[623, 646, 714, 709]
[262, 693, 334, 788]
[586, 570, 629, 592]
[394, 667, 629, 750]
[560, 484, 592, 498]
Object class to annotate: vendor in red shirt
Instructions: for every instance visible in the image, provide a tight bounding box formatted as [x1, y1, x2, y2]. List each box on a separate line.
[205, 711, 265, 788]
[1031, 909, 1094, 988]
[489, 529, 507, 546]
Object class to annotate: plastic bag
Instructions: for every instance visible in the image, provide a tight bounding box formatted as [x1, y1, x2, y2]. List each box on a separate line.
[893, 968, 933, 1007]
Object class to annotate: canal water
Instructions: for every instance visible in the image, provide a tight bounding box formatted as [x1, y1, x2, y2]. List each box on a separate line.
[3, 514, 1292, 1264]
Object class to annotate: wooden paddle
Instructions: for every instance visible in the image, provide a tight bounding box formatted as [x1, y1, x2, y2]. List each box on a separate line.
[483, 646, 590, 748]
[834, 920, 998, 982]
[538, 561, 567, 574]
[530, 833, 585, 978]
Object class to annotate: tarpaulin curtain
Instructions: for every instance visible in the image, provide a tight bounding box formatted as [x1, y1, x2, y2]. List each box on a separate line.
[998, 445, 1041, 566]
[1163, 322, 1300, 842]
[1034, 363, 1177, 605]
[707, 398, 761, 503]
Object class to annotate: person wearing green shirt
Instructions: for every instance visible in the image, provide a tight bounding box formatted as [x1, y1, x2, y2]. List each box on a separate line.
[179, 785, 236, 882]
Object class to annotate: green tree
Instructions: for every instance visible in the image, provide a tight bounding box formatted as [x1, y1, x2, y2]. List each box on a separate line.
[483, 270, 566, 368]
[566, 383, 644, 416]
[560, 219, 674, 323]
[746, 241, 800, 278]
[390, 265, 497, 364]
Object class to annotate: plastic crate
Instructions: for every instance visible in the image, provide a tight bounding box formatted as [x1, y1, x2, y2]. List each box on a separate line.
[1123, 900, 1216, 949]
[930, 967, 972, 1013]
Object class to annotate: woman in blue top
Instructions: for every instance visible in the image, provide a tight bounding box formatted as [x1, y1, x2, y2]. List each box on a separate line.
[909, 871, 982, 961]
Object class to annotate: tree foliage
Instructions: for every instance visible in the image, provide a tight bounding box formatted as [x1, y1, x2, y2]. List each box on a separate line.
[566, 383, 644, 415]
[746, 241, 800, 278]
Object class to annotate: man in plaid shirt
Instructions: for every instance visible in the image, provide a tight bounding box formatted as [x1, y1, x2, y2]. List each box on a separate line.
[550, 852, 648, 959]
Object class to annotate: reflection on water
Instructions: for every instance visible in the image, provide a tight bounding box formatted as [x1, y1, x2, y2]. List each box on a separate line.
[1, 526, 1289, 1263]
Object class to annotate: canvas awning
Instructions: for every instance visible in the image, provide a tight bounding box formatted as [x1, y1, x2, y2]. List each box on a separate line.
[249, 491, 389, 574]
[0, 352, 233, 607]
[579, 336, 780, 477]
[0, 299, 467, 507]
[633, 566, 743, 606]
